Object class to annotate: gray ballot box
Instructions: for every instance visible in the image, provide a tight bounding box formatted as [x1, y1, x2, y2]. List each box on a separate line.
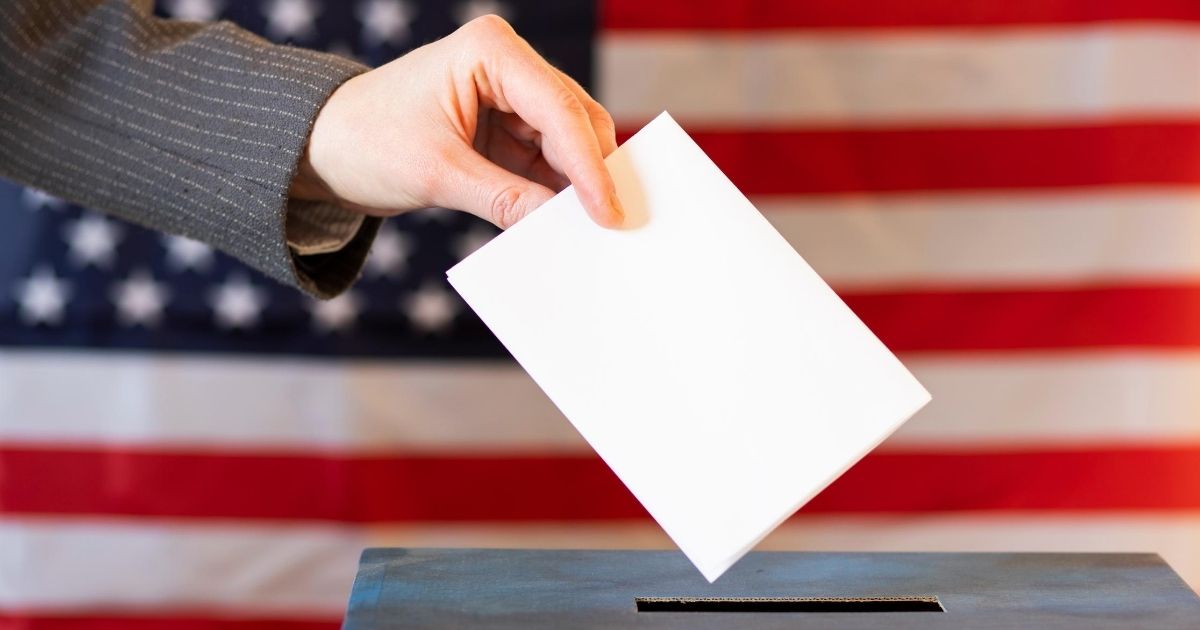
[343, 548, 1200, 629]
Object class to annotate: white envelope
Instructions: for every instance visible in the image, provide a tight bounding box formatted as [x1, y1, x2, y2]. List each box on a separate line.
[446, 112, 931, 582]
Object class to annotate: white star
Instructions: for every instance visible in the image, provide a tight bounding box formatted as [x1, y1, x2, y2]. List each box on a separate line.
[308, 290, 362, 333]
[356, 0, 415, 46]
[405, 282, 458, 333]
[110, 270, 170, 328]
[163, 0, 224, 20]
[21, 187, 65, 211]
[454, 0, 512, 25]
[455, 225, 497, 260]
[162, 234, 214, 272]
[13, 266, 71, 326]
[63, 213, 122, 269]
[209, 274, 267, 330]
[365, 224, 410, 278]
[263, 0, 320, 41]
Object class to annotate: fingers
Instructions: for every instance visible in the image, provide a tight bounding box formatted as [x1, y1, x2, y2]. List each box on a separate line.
[492, 111, 541, 147]
[464, 17, 623, 228]
[439, 147, 556, 229]
[502, 68, 621, 227]
[484, 124, 570, 191]
[496, 73, 616, 157]
[526, 156, 570, 192]
[551, 67, 618, 157]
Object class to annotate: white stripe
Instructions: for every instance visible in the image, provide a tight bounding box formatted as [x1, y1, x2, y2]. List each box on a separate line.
[2, 515, 1197, 611]
[2, 350, 1199, 450]
[0, 518, 361, 616]
[0, 351, 584, 452]
[763, 188, 1200, 289]
[600, 25, 1200, 126]
[897, 352, 1200, 447]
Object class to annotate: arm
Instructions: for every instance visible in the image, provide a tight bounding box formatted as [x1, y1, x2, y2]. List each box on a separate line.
[0, 0, 374, 297]
[0, 4, 623, 298]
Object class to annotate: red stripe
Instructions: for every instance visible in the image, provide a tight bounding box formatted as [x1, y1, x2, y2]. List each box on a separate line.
[843, 283, 1200, 352]
[817, 446, 1200, 513]
[0, 613, 336, 630]
[2, 444, 1198, 521]
[617, 121, 1200, 195]
[603, 0, 1200, 30]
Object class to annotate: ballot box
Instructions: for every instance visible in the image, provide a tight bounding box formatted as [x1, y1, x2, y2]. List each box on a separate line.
[343, 548, 1200, 629]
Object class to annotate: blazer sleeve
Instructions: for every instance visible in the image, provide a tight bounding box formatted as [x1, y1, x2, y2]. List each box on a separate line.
[0, 0, 379, 298]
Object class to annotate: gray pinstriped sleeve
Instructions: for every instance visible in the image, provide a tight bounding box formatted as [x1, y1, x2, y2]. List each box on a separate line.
[0, 0, 379, 298]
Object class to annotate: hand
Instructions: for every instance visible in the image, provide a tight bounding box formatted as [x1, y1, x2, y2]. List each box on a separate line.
[289, 15, 623, 229]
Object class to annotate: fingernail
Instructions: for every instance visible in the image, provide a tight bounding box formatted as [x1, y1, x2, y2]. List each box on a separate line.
[607, 193, 625, 228]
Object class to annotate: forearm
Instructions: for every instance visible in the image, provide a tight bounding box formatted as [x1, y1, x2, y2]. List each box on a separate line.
[0, 0, 375, 297]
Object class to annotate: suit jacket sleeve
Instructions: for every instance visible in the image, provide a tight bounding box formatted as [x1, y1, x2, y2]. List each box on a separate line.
[0, 0, 379, 298]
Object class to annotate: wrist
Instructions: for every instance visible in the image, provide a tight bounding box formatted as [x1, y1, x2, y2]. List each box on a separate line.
[290, 76, 353, 205]
[289, 144, 335, 203]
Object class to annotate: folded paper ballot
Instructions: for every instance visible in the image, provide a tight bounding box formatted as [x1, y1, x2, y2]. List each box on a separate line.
[446, 112, 931, 582]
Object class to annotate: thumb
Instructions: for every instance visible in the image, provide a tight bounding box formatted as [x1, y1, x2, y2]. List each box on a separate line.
[439, 150, 556, 229]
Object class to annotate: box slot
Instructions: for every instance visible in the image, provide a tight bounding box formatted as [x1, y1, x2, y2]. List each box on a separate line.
[635, 596, 944, 613]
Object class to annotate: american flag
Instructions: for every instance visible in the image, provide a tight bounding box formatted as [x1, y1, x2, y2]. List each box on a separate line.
[3, 0, 1200, 627]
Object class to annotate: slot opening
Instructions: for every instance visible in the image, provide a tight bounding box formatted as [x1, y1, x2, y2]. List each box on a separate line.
[635, 596, 944, 613]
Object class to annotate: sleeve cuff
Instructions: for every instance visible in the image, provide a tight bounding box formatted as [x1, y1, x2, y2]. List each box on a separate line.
[290, 213, 383, 299]
[286, 200, 367, 256]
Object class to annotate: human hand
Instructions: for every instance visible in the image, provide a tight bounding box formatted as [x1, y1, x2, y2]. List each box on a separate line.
[289, 15, 623, 229]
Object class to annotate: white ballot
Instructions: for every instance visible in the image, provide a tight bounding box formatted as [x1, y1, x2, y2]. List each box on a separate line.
[446, 112, 931, 582]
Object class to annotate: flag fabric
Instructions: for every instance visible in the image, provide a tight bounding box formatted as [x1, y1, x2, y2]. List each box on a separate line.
[3, 1, 1200, 627]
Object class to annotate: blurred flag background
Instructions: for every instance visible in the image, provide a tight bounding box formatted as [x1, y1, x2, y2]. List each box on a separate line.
[3, 0, 1200, 627]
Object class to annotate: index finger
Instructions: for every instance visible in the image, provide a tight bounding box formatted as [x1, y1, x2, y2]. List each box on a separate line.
[474, 27, 623, 227]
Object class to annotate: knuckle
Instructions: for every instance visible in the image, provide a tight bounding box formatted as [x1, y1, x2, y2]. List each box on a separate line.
[455, 15, 520, 61]
[592, 106, 616, 133]
[488, 185, 526, 228]
[555, 88, 588, 118]
[465, 13, 514, 37]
